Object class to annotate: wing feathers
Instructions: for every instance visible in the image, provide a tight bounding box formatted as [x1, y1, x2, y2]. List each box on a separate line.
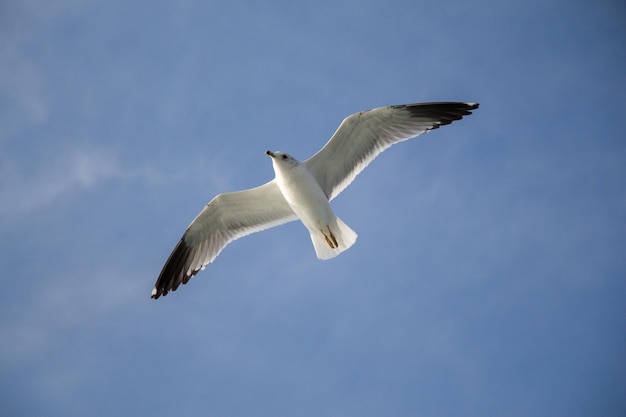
[151, 180, 297, 298]
[305, 102, 478, 200]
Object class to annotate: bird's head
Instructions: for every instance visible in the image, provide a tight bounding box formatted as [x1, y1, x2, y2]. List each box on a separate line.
[266, 150, 299, 169]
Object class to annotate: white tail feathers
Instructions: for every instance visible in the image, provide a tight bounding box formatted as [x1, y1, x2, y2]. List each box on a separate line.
[310, 217, 358, 260]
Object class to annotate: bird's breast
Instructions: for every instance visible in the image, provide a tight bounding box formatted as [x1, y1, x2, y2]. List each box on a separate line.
[274, 165, 334, 229]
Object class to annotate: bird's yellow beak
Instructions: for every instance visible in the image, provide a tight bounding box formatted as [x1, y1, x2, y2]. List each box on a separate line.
[265, 150, 275, 158]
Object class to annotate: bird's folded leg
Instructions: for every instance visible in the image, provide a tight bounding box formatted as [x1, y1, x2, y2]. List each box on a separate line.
[321, 226, 338, 249]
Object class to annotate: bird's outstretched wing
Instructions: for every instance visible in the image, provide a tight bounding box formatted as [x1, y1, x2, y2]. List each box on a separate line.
[152, 180, 297, 298]
[305, 102, 479, 201]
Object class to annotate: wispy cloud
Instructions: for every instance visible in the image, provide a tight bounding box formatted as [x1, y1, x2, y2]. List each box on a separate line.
[0, 147, 161, 216]
[0, 0, 92, 141]
[0, 262, 144, 361]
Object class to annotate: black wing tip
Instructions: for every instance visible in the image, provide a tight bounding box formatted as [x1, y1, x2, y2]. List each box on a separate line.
[398, 102, 479, 130]
[397, 101, 479, 108]
[402, 101, 479, 113]
[151, 237, 198, 300]
[151, 286, 174, 299]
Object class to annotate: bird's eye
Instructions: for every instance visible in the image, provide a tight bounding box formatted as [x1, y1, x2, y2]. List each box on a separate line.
[282, 154, 288, 159]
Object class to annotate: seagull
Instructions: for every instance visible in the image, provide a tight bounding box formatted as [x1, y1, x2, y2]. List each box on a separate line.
[152, 102, 479, 298]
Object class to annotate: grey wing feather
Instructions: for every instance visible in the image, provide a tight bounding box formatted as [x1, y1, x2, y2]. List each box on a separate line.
[305, 102, 479, 201]
[151, 179, 297, 298]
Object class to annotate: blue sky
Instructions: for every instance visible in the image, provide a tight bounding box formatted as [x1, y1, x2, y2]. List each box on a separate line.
[1, 0, 625, 416]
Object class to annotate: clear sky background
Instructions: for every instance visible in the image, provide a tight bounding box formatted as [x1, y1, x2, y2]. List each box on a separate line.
[1, 0, 625, 416]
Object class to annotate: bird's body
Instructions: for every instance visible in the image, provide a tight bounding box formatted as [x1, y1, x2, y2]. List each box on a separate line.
[267, 150, 357, 260]
[152, 102, 479, 298]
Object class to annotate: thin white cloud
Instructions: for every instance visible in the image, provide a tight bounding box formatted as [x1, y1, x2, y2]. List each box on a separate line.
[0, 264, 144, 362]
[0, 41, 50, 147]
[0, 147, 161, 216]
[0, 0, 91, 142]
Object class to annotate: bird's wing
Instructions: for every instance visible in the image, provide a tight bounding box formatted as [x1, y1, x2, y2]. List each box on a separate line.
[305, 102, 479, 201]
[152, 179, 297, 298]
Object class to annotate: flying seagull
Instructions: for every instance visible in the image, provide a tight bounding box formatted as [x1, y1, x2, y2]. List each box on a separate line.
[152, 102, 479, 298]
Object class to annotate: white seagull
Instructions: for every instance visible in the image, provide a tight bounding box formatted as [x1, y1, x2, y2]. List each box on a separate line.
[152, 102, 479, 298]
